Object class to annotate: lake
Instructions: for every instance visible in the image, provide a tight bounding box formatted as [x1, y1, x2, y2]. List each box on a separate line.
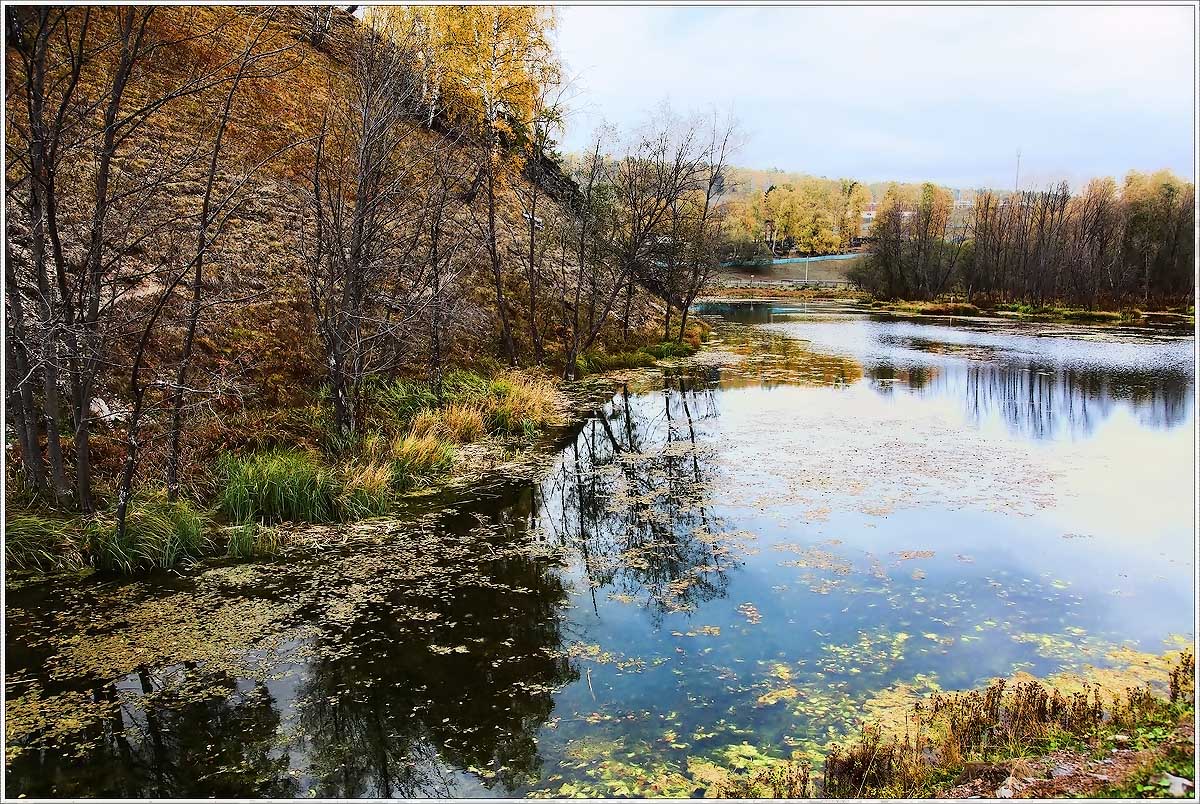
[5, 300, 1194, 797]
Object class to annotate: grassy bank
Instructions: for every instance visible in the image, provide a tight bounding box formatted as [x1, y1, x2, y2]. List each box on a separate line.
[5, 333, 707, 578]
[698, 650, 1195, 799]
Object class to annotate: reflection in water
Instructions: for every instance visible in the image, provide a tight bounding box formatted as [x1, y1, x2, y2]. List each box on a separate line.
[536, 377, 732, 621]
[701, 302, 1193, 440]
[6, 502, 578, 798]
[5, 302, 1194, 798]
[293, 506, 577, 798]
[10, 670, 294, 798]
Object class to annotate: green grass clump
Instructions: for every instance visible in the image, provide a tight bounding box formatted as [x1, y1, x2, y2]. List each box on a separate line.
[86, 496, 212, 573]
[217, 449, 340, 523]
[574, 349, 657, 376]
[644, 340, 699, 358]
[440, 369, 490, 403]
[374, 378, 438, 423]
[7, 498, 211, 574]
[224, 521, 285, 558]
[4, 511, 87, 572]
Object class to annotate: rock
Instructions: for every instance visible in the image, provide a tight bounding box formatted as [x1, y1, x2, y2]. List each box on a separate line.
[1156, 773, 1194, 798]
[1112, 733, 1131, 745]
[996, 776, 1016, 798]
[1051, 765, 1074, 778]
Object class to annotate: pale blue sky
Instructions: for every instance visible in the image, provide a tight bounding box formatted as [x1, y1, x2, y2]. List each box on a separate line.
[553, 5, 1195, 189]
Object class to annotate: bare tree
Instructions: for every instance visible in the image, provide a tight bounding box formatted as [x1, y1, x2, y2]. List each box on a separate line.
[5, 7, 281, 509]
[303, 18, 435, 435]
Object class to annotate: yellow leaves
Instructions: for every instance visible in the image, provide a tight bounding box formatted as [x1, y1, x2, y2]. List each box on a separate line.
[736, 602, 762, 624]
[768, 662, 794, 682]
[756, 686, 800, 706]
[401, 6, 556, 135]
[671, 625, 721, 638]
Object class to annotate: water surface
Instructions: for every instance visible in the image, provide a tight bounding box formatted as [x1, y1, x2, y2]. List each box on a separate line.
[5, 301, 1194, 797]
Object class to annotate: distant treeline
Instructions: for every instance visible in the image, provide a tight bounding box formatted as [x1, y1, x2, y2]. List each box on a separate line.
[851, 172, 1194, 308]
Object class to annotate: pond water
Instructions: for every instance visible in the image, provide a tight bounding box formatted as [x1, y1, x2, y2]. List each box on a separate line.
[5, 301, 1195, 797]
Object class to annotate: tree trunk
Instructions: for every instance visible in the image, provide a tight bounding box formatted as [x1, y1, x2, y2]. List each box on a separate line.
[486, 168, 516, 365]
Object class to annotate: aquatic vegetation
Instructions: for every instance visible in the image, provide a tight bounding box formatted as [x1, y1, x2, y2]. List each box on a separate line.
[223, 522, 286, 558]
[4, 687, 115, 762]
[736, 602, 762, 624]
[819, 628, 910, 676]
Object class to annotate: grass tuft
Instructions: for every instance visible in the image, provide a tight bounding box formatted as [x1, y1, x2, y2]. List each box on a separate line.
[389, 434, 456, 491]
[4, 511, 87, 572]
[224, 521, 286, 558]
[644, 340, 699, 359]
[86, 495, 213, 573]
[217, 449, 339, 523]
[485, 374, 560, 435]
[337, 460, 394, 518]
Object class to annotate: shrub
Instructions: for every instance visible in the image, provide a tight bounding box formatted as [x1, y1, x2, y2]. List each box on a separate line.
[86, 496, 213, 573]
[217, 449, 339, 523]
[389, 435, 456, 491]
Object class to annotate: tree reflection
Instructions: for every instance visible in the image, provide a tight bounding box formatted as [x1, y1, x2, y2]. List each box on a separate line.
[536, 375, 734, 620]
[875, 359, 1193, 439]
[293, 510, 576, 797]
[7, 669, 295, 798]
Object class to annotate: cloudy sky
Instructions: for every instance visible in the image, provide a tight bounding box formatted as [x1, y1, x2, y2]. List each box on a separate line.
[553, 5, 1195, 189]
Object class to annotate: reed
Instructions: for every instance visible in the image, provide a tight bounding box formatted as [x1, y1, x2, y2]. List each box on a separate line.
[217, 448, 339, 523]
[389, 435, 456, 491]
[86, 495, 213, 573]
[336, 460, 394, 519]
[224, 521, 286, 558]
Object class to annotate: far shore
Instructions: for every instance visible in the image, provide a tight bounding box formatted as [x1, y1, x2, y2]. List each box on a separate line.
[698, 288, 1196, 329]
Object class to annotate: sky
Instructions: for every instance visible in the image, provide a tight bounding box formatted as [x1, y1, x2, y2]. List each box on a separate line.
[552, 5, 1196, 190]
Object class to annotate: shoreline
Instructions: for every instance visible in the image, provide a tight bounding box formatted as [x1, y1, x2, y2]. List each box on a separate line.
[699, 290, 1196, 331]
